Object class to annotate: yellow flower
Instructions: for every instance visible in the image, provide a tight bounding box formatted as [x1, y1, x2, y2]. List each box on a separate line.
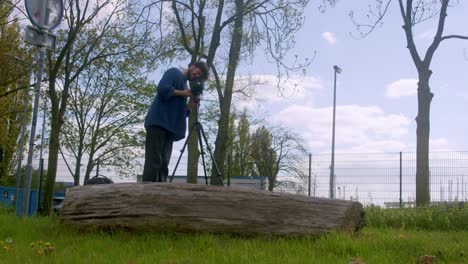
[399, 234, 407, 240]
[45, 242, 51, 247]
[3, 246, 9, 252]
[37, 240, 43, 245]
[37, 249, 44, 255]
[30, 242, 36, 248]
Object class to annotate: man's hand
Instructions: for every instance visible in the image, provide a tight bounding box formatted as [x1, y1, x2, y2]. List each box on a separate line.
[174, 89, 192, 97]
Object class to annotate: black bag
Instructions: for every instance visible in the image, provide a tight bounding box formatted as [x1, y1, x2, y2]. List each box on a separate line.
[87, 175, 113, 184]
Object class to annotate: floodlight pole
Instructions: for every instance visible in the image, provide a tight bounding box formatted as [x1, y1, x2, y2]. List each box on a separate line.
[329, 65, 341, 199]
[20, 0, 49, 217]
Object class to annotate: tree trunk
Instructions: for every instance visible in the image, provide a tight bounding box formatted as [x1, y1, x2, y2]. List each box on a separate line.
[60, 183, 365, 236]
[42, 97, 61, 214]
[211, 0, 244, 186]
[415, 70, 433, 205]
[73, 155, 82, 186]
[83, 154, 95, 184]
[43, 73, 70, 215]
[187, 108, 199, 183]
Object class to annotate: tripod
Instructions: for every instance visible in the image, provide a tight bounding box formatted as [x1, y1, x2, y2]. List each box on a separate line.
[169, 100, 224, 186]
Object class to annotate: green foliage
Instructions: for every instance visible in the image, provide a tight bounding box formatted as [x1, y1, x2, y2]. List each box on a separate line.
[0, 207, 467, 263]
[0, 2, 32, 180]
[60, 27, 158, 184]
[251, 126, 276, 180]
[365, 205, 468, 231]
[225, 109, 255, 178]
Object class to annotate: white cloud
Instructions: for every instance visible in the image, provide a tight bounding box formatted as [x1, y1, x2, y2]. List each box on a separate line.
[417, 29, 436, 41]
[322, 32, 337, 45]
[429, 138, 450, 151]
[385, 78, 418, 98]
[234, 74, 325, 112]
[275, 104, 412, 153]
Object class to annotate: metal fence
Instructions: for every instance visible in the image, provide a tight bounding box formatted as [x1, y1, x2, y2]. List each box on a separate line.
[9, 151, 468, 207]
[291, 151, 468, 207]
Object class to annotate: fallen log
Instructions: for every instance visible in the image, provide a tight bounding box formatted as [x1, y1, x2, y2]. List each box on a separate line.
[60, 183, 365, 236]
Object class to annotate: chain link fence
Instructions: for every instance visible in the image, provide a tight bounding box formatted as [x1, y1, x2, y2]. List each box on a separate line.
[290, 151, 468, 206]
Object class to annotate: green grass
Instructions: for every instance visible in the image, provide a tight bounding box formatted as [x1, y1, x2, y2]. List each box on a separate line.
[0, 206, 467, 264]
[365, 204, 468, 231]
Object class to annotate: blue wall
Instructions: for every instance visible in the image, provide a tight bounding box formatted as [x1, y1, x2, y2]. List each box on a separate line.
[0, 186, 65, 216]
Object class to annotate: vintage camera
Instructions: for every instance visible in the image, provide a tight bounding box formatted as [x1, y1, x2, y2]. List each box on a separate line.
[189, 78, 204, 97]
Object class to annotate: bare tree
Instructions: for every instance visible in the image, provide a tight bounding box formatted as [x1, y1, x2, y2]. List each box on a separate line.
[350, 0, 468, 205]
[143, 0, 313, 185]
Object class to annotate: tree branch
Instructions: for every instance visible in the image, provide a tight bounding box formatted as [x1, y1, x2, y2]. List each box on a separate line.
[441, 34, 468, 41]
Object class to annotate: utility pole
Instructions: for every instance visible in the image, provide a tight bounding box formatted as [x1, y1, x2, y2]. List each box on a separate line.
[329, 65, 342, 199]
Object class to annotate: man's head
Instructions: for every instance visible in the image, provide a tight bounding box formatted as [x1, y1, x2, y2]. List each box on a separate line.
[187, 61, 209, 81]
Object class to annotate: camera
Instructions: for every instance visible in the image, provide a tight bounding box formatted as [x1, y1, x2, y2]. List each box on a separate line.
[189, 78, 204, 97]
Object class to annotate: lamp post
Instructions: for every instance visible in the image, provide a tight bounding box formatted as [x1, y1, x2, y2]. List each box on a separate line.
[330, 65, 342, 199]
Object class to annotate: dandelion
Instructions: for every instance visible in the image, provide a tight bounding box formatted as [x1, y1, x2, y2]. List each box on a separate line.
[37, 249, 44, 256]
[399, 234, 407, 240]
[3, 246, 9, 252]
[45, 242, 51, 247]
[30, 242, 36, 248]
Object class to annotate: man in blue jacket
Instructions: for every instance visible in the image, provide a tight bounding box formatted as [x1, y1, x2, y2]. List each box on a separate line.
[143, 61, 209, 182]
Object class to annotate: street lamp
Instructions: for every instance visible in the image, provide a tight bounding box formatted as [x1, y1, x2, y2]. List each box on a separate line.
[330, 65, 342, 199]
[1, 53, 33, 213]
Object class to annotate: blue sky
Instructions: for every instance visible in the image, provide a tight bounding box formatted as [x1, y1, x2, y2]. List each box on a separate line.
[236, 1, 468, 154]
[38, 1, 467, 183]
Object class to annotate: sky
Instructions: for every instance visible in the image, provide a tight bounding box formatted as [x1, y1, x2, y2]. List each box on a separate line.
[233, 0, 468, 155]
[23, 0, 467, 188]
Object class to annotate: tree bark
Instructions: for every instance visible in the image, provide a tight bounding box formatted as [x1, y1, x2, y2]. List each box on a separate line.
[61, 183, 365, 236]
[43, 80, 62, 214]
[415, 70, 433, 205]
[210, 0, 244, 186]
[187, 105, 199, 183]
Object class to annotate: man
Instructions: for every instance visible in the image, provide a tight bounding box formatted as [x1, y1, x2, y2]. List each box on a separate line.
[143, 61, 209, 182]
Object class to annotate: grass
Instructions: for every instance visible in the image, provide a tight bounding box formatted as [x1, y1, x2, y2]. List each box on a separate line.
[365, 204, 468, 231]
[0, 206, 467, 264]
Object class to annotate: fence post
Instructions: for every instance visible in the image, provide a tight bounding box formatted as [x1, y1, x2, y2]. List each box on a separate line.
[96, 159, 100, 177]
[227, 154, 231, 187]
[308, 153, 312, 196]
[400, 152, 402, 208]
[37, 158, 44, 213]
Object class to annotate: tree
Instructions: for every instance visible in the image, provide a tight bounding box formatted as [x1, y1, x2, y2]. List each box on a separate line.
[230, 109, 254, 176]
[60, 39, 158, 186]
[350, 0, 468, 205]
[251, 125, 307, 191]
[0, 1, 31, 180]
[251, 126, 274, 189]
[146, 0, 312, 185]
[41, 0, 161, 214]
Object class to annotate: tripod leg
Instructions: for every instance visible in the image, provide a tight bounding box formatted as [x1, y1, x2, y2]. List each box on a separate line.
[198, 124, 224, 186]
[169, 122, 198, 182]
[196, 123, 209, 185]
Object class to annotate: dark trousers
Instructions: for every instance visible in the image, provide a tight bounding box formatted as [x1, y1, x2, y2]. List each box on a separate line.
[143, 126, 173, 182]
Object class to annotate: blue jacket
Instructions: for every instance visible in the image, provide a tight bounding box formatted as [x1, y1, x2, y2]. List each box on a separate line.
[145, 68, 189, 141]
